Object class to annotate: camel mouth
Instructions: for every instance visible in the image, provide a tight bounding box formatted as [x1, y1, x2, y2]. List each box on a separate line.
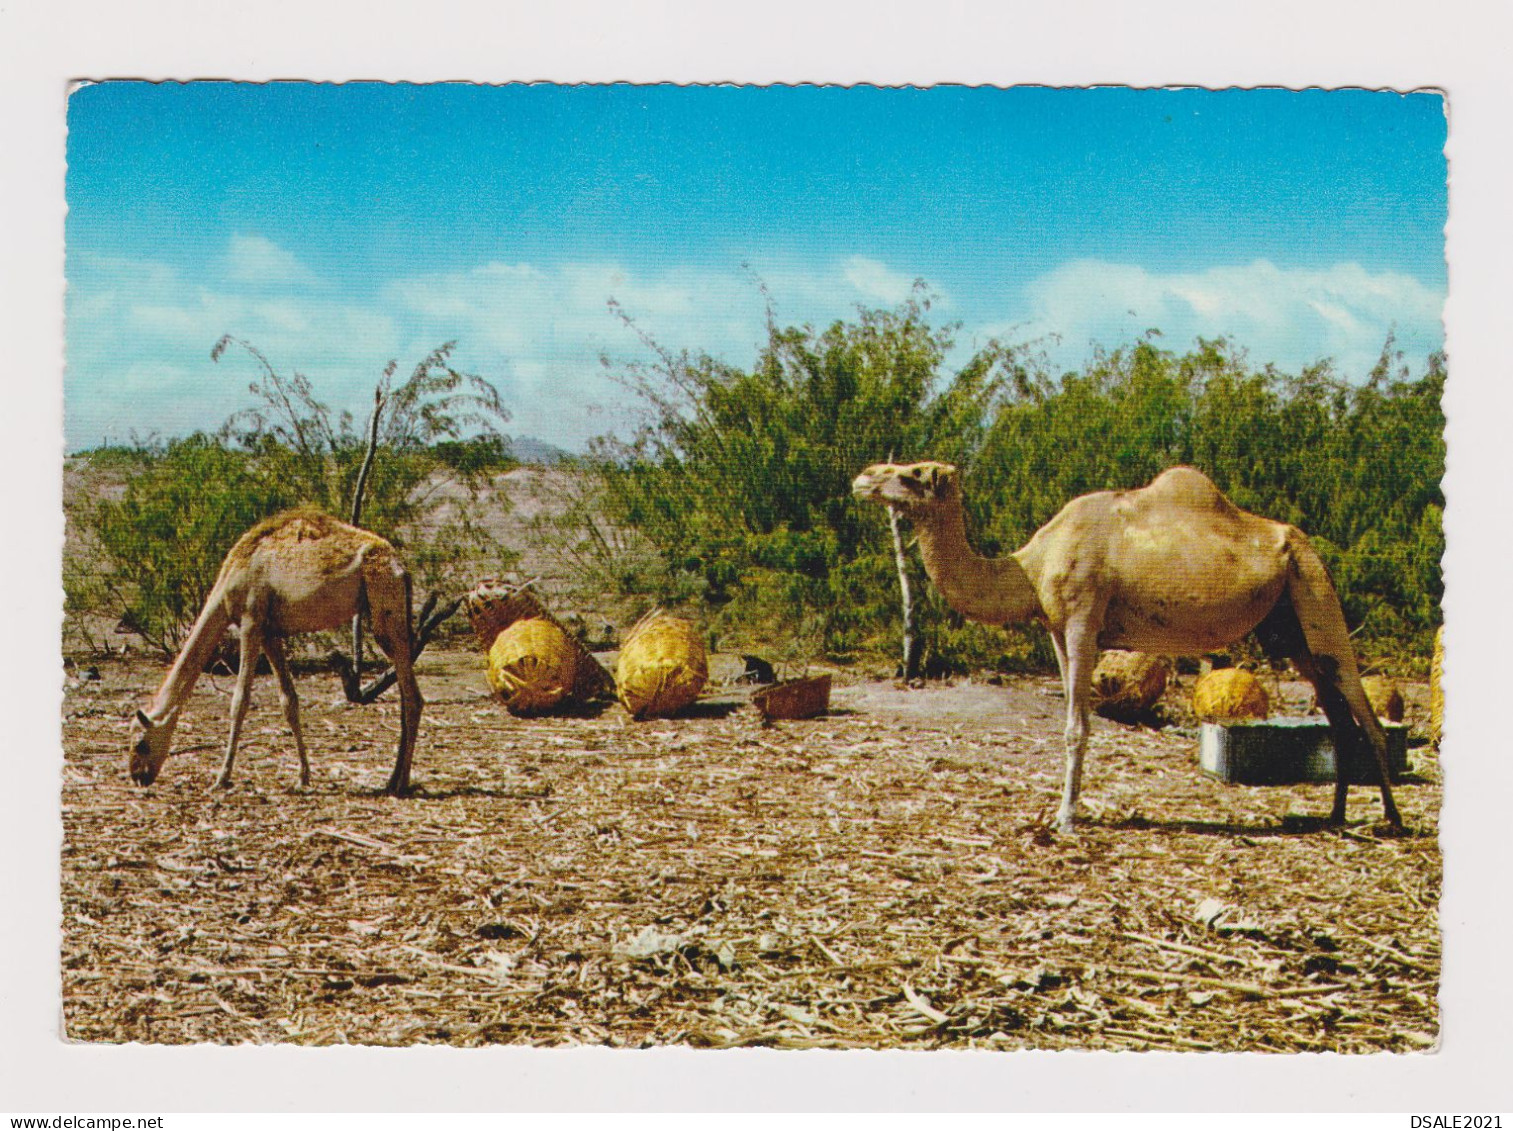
[852, 468, 921, 509]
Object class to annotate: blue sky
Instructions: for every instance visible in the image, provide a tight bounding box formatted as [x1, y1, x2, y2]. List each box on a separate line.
[65, 83, 1448, 453]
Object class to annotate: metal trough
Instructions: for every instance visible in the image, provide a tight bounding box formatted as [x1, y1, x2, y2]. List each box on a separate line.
[1198, 717, 1410, 785]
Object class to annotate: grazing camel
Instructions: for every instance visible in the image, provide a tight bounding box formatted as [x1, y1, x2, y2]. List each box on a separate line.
[853, 461, 1401, 832]
[129, 508, 423, 795]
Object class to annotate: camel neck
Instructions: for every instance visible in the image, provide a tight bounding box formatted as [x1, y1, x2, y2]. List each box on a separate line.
[911, 502, 1043, 627]
[145, 593, 231, 728]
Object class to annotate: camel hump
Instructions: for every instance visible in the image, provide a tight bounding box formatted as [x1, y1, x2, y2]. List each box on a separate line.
[359, 539, 409, 581]
[227, 506, 346, 560]
[1139, 466, 1237, 514]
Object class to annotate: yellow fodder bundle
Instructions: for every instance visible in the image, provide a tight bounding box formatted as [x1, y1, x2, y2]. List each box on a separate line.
[616, 608, 708, 720]
[1430, 626, 1444, 747]
[466, 577, 614, 701]
[1091, 650, 1168, 716]
[1192, 667, 1269, 721]
[487, 617, 578, 716]
[1360, 675, 1405, 723]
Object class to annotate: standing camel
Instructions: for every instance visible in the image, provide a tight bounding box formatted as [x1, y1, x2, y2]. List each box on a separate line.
[853, 461, 1401, 832]
[128, 507, 423, 795]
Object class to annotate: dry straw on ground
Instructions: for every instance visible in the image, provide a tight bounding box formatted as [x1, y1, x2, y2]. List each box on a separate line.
[60, 649, 1440, 1052]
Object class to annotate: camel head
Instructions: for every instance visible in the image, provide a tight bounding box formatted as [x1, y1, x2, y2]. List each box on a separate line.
[129, 709, 171, 786]
[852, 461, 960, 513]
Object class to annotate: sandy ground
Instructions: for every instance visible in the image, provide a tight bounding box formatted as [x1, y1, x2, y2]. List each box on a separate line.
[59, 646, 1441, 1051]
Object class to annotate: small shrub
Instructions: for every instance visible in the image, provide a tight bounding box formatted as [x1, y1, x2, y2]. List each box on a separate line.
[69, 341, 519, 657]
[82, 435, 295, 653]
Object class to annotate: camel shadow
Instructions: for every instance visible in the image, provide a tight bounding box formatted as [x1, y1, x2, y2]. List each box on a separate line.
[388, 783, 557, 802]
[1095, 812, 1430, 840]
[659, 700, 744, 721]
[544, 699, 618, 720]
[1098, 813, 1324, 838]
[754, 707, 858, 727]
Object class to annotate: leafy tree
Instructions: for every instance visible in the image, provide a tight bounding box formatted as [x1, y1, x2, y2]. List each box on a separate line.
[71, 341, 518, 655]
[553, 290, 1012, 665]
[553, 305, 1443, 674]
[969, 334, 1444, 667]
[212, 336, 512, 535]
[78, 435, 295, 654]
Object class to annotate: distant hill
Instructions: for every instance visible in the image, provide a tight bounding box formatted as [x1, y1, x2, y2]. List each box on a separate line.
[505, 435, 574, 465]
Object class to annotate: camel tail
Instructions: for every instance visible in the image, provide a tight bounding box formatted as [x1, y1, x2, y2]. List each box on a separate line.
[1284, 531, 1376, 729]
[1284, 531, 1369, 692]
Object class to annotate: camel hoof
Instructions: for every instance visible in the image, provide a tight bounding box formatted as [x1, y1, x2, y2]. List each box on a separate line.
[214, 776, 234, 790]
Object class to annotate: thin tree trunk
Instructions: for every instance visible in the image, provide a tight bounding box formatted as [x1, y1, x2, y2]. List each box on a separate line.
[334, 592, 459, 703]
[349, 386, 385, 673]
[889, 505, 919, 680]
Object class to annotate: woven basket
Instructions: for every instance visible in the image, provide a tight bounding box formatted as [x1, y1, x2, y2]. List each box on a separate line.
[466, 578, 614, 701]
[486, 618, 578, 716]
[1192, 667, 1269, 721]
[752, 674, 832, 721]
[616, 609, 708, 720]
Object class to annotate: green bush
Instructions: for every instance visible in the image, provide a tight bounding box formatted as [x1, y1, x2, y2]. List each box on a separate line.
[970, 335, 1445, 668]
[81, 435, 296, 654]
[558, 306, 1442, 675]
[548, 290, 1013, 666]
[69, 341, 519, 656]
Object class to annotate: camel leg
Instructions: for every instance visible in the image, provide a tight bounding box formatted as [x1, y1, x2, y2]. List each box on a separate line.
[369, 563, 422, 797]
[1054, 622, 1099, 833]
[263, 635, 310, 787]
[384, 641, 422, 796]
[1289, 652, 1351, 820]
[1328, 668, 1401, 826]
[1050, 630, 1070, 700]
[1295, 653, 1401, 826]
[1280, 536, 1402, 826]
[216, 618, 262, 788]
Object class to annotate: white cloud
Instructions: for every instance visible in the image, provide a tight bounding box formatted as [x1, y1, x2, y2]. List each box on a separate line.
[225, 234, 318, 287]
[67, 249, 1442, 455]
[842, 256, 920, 306]
[130, 302, 201, 339]
[65, 250, 402, 451]
[68, 250, 791, 452]
[377, 259, 773, 446]
[1007, 259, 1444, 379]
[251, 299, 311, 335]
